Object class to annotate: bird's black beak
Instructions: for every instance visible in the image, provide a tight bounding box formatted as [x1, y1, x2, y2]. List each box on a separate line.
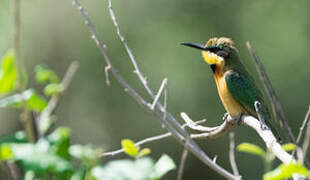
[180, 43, 209, 51]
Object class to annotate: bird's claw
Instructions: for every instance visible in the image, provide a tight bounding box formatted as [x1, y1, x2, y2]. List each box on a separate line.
[260, 123, 269, 130]
[236, 115, 243, 125]
[222, 113, 229, 121]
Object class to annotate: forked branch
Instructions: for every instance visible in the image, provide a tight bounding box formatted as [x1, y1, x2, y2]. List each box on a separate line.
[72, 0, 238, 179]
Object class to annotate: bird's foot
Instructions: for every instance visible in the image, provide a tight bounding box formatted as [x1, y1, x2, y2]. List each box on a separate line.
[258, 117, 269, 130]
[223, 113, 242, 125]
[236, 115, 243, 125]
[260, 122, 269, 131]
[222, 112, 229, 121]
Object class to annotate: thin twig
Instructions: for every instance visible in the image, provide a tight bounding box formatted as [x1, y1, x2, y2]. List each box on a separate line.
[302, 113, 310, 160]
[72, 0, 149, 110]
[5, 161, 21, 180]
[101, 119, 206, 157]
[229, 132, 240, 177]
[181, 112, 216, 132]
[177, 148, 189, 180]
[108, 0, 153, 97]
[102, 132, 171, 157]
[161, 86, 167, 128]
[104, 64, 111, 86]
[73, 1, 238, 179]
[38, 61, 80, 135]
[246, 42, 295, 143]
[242, 115, 294, 164]
[13, 0, 35, 143]
[181, 112, 237, 139]
[213, 155, 218, 163]
[150, 78, 168, 110]
[13, 0, 23, 89]
[297, 106, 310, 144]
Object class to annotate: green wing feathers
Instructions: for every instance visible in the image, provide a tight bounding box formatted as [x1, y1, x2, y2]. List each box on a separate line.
[225, 70, 261, 116]
[225, 70, 281, 140]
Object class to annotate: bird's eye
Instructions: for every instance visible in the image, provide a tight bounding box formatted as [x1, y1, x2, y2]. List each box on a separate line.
[216, 50, 228, 58]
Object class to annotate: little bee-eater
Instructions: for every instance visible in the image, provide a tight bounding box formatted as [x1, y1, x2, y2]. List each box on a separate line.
[181, 37, 279, 138]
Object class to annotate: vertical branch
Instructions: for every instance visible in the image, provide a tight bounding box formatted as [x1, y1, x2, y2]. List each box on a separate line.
[13, 0, 35, 142]
[246, 42, 296, 143]
[13, 0, 22, 86]
[229, 132, 240, 177]
[302, 114, 310, 160]
[297, 106, 310, 144]
[177, 148, 189, 180]
[4, 161, 21, 180]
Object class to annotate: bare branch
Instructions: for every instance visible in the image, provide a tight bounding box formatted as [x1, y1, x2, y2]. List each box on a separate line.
[213, 155, 218, 163]
[13, 0, 24, 89]
[108, 0, 153, 97]
[72, 0, 149, 110]
[150, 78, 168, 110]
[180, 112, 237, 139]
[302, 109, 310, 160]
[4, 161, 21, 180]
[73, 1, 238, 179]
[181, 112, 215, 132]
[297, 106, 310, 144]
[13, 0, 36, 143]
[161, 86, 168, 127]
[242, 115, 294, 164]
[182, 110, 295, 164]
[101, 119, 206, 157]
[38, 61, 80, 135]
[177, 148, 189, 180]
[229, 132, 240, 177]
[104, 65, 111, 86]
[102, 132, 171, 157]
[246, 42, 295, 143]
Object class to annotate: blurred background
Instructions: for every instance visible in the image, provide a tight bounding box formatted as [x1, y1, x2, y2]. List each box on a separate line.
[0, 0, 309, 179]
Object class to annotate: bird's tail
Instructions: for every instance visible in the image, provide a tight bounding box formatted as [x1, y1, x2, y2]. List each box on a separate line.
[262, 106, 282, 142]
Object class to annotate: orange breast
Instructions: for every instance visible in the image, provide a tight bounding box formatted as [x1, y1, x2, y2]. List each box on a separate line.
[213, 67, 246, 118]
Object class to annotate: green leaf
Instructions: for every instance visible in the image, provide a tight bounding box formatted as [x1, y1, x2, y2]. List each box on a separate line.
[48, 127, 71, 160]
[69, 144, 102, 167]
[121, 139, 139, 157]
[263, 162, 310, 180]
[0, 50, 17, 94]
[35, 65, 59, 84]
[237, 143, 266, 158]
[0, 89, 47, 111]
[44, 83, 64, 96]
[0, 143, 14, 160]
[150, 154, 176, 179]
[137, 148, 151, 158]
[281, 143, 296, 152]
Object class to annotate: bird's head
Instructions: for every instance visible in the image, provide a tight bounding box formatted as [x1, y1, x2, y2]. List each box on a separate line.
[181, 37, 239, 71]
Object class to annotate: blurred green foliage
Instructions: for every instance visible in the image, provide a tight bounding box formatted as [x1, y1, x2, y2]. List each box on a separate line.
[0, 50, 175, 179]
[237, 142, 309, 178]
[0, 0, 309, 179]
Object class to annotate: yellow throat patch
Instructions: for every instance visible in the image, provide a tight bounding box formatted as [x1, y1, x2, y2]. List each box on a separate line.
[201, 37, 234, 65]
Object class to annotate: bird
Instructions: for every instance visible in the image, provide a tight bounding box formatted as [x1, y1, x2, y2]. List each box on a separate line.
[181, 37, 280, 139]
